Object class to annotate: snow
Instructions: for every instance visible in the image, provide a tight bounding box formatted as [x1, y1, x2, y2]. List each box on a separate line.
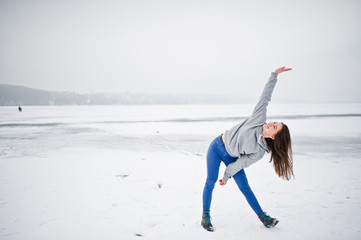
[1, 104, 361, 240]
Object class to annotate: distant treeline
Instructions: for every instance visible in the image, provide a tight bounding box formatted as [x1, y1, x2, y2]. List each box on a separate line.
[0, 84, 246, 106]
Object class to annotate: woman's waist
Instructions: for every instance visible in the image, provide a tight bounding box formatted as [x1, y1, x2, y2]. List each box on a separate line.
[221, 134, 225, 145]
[219, 134, 239, 158]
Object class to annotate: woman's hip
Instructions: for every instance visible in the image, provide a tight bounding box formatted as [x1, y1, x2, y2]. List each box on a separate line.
[208, 135, 238, 162]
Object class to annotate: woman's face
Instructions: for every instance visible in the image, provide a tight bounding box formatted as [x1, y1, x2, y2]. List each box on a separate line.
[263, 122, 283, 139]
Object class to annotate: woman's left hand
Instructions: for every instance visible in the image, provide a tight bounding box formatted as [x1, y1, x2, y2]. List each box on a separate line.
[274, 66, 292, 74]
[219, 179, 227, 186]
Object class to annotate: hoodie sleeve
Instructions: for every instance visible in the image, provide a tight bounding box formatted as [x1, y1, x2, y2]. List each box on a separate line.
[222, 152, 263, 181]
[248, 72, 278, 124]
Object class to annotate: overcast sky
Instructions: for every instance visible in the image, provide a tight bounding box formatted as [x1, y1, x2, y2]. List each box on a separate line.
[1, 0, 360, 103]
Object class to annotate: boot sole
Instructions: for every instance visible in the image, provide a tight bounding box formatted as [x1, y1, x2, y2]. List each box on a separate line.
[266, 219, 279, 228]
[201, 221, 214, 232]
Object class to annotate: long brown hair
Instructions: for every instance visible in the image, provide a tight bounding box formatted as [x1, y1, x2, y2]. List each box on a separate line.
[265, 123, 294, 180]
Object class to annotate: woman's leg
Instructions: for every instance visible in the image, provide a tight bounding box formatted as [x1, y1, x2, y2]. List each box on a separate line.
[232, 169, 263, 215]
[221, 154, 263, 216]
[202, 139, 222, 212]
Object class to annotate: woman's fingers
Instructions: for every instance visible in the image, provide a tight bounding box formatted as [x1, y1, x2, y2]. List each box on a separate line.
[219, 179, 227, 186]
[275, 66, 292, 74]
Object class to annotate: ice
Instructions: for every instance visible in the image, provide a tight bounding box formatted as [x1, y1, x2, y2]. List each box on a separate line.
[1, 104, 361, 240]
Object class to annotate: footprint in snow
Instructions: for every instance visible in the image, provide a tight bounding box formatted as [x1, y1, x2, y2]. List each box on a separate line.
[115, 174, 129, 178]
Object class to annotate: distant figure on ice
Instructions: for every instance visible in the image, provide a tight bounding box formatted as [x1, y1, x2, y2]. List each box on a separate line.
[18, 106, 22, 112]
[201, 66, 294, 232]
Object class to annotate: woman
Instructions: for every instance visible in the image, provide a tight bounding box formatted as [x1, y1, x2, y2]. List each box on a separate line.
[201, 66, 294, 232]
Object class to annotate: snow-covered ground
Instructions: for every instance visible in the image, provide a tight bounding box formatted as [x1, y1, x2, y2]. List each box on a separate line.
[1, 104, 361, 240]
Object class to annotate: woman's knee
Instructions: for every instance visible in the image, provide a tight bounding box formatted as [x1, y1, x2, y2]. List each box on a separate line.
[204, 178, 217, 190]
[239, 185, 253, 194]
[233, 175, 252, 192]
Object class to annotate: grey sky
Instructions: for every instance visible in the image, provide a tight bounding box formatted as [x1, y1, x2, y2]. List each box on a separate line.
[1, 0, 360, 103]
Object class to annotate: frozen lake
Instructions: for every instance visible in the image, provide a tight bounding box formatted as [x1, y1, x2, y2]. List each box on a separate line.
[1, 104, 361, 240]
[1, 104, 361, 159]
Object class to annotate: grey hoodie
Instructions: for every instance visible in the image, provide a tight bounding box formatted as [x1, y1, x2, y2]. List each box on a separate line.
[222, 72, 278, 181]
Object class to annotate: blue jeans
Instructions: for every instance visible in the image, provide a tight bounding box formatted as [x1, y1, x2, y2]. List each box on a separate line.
[202, 135, 263, 215]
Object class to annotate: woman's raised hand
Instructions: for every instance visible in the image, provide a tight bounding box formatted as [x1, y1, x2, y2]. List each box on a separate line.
[274, 66, 292, 74]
